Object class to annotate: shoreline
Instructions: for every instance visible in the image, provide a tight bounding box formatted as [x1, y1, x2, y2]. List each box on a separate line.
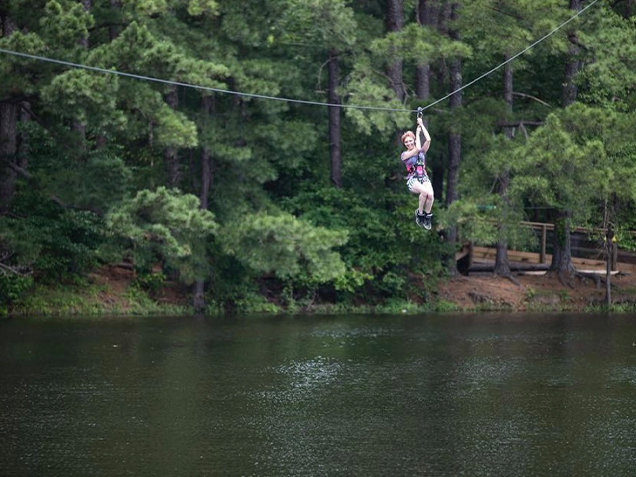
[5, 271, 636, 317]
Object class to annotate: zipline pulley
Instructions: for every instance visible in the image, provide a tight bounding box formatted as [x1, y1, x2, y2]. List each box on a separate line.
[416, 107, 423, 119]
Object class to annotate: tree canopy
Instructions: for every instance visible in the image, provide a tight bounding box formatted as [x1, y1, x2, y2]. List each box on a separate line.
[1, 0, 635, 311]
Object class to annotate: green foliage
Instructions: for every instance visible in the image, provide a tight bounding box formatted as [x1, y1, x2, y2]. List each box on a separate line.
[78, 151, 133, 211]
[578, 6, 636, 110]
[3, 0, 636, 315]
[281, 184, 448, 302]
[106, 187, 217, 284]
[512, 108, 604, 222]
[123, 0, 169, 17]
[41, 69, 125, 128]
[133, 270, 165, 295]
[0, 272, 34, 306]
[372, 23, 471, 64]
[442, 200, 498, 245]
[275, 0, 357, 48]
[187, 0, 219, 17]
[40, 0, 94, 51]
[0, 197, 106, 281]
[343, 59, 412, 134]
[0, 32, 47, 95]
[219, 212, 347, 283]
[334, 268, 372, 294]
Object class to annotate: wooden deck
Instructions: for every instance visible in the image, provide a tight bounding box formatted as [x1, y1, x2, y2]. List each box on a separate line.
[455, 221, 636, 274]
[456, 244, 636, 274]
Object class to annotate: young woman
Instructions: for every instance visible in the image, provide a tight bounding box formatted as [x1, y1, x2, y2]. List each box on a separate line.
[400, 117, 434, 229]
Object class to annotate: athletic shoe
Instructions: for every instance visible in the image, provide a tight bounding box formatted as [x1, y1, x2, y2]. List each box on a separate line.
[415, 209, 426, 228]
[422, 213, 432, 230]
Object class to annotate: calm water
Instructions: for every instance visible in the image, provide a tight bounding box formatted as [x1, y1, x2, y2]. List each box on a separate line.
[1, 313, 635, 476]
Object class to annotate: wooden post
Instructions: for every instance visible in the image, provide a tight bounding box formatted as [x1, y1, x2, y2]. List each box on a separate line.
[540, 224, 547, 263]
[606, 246, 612, 306]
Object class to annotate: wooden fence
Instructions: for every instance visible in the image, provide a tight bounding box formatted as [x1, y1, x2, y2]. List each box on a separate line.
[456, 221, 636, 274]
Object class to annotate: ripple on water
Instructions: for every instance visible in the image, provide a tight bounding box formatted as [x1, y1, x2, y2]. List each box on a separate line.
[607, 365, 636, 386]
[253, 356, 342, 405]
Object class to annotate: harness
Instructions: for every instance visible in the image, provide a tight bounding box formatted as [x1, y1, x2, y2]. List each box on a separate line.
[407, 154, 427, 183]
[404, 107, 429, 184]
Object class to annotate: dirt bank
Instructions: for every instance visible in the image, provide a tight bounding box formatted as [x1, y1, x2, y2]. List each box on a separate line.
[83, 266, 636, 313]
[436, 272, 636, 311]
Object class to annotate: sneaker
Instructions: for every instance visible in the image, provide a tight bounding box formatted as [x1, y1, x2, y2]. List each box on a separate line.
[422, 213, 433, 230]
[415, 209, 426, 228]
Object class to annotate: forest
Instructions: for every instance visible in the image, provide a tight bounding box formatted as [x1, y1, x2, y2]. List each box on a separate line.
[1, 0, 636, 314]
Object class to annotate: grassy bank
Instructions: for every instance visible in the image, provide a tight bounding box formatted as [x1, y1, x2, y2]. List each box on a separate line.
[6, 269, 636, 317]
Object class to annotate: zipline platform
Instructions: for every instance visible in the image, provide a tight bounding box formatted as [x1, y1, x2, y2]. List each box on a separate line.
[455, 221, 636, 275]
[457, 244, 636, 275]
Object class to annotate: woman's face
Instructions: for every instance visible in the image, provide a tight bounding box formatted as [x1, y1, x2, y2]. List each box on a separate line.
[403, 137, 415, 150]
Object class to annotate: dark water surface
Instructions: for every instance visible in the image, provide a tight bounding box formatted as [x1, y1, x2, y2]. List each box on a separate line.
[1, 313, 635, 476]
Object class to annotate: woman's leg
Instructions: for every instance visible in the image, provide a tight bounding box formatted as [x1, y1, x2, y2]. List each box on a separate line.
[411, 181, 434, 214]
[422, 181, 434, 214]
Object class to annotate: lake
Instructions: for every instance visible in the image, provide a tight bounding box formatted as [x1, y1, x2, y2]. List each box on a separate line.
[1, 313, 635, 476]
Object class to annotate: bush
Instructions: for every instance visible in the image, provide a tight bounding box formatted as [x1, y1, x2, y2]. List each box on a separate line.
[0, 195, 106, 281]
[0, 272, 33, 307]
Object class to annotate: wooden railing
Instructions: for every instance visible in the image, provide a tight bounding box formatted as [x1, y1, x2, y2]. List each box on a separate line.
[456, 221, 636, 273]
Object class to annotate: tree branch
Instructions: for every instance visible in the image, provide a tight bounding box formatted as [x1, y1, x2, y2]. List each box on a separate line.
[512, 92, 552, 107]
[1, 155, 32, 180]
[0, 262, 32, 277]
[497, 121, 544, 128]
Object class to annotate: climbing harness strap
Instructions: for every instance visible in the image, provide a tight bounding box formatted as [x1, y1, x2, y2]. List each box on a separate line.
[409, 155, 427, 184]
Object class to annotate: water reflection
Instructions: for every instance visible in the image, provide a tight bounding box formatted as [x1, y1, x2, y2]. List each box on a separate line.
[0, 314, 635, 476]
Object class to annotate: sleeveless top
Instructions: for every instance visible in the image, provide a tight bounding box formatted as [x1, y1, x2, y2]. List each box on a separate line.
[401, 151, 427, 180]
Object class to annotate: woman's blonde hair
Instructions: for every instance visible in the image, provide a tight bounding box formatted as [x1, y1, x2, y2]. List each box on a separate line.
[401, 130, 415, 145]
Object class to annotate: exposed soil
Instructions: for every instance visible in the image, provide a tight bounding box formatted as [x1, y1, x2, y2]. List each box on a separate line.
[86, 264, 189, 312]
[86, 265, 636, 313]
[436, 271, 636, 311]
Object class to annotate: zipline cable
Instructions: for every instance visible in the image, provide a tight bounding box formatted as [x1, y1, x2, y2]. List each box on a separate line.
[0, 0, 601, 114]
[420, 0, 602, 113]
[0, 46, 410, 112]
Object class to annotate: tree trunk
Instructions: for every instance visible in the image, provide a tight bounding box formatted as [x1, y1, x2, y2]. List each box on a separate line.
[0, 16, 17, 215]
[194, 96, 215, 313]
[494, 171, 511, 276]
[431, 165, 444, 203]
[79, 0, 91, 48]
[445, 2, 462, 276]
[164, 86, 181, 188]
[562, 0, 581, 107]
[109, 0, 122, 40]
[193, 280, 205, 313]
[552, 0, 581, 277]
[327, 48, 342, 188]
[73, 0, 92, 156]
[605, 225, 613, 306]
[199, 96, 215, 210]
[386, 0, 406, 102]
[0, 102, 18, 215]
[494, 59, 513, 276]
[18, 102, 30, 171]
[415, 0, 438, 99]
[416, 1, 442, 200]
[549, 210, 576, 276]
[200, 148, 211, 210]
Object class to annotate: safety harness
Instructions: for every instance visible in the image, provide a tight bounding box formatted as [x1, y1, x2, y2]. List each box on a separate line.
[408, 107, 428, 182]
[408, 155, 427, 183]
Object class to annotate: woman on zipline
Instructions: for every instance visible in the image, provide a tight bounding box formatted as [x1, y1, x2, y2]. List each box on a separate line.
[401, 115, 434, 229]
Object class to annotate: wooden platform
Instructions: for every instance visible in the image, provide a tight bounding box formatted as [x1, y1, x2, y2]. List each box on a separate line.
[457, 244, 636, 274]
[454, 221, 636, 274]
